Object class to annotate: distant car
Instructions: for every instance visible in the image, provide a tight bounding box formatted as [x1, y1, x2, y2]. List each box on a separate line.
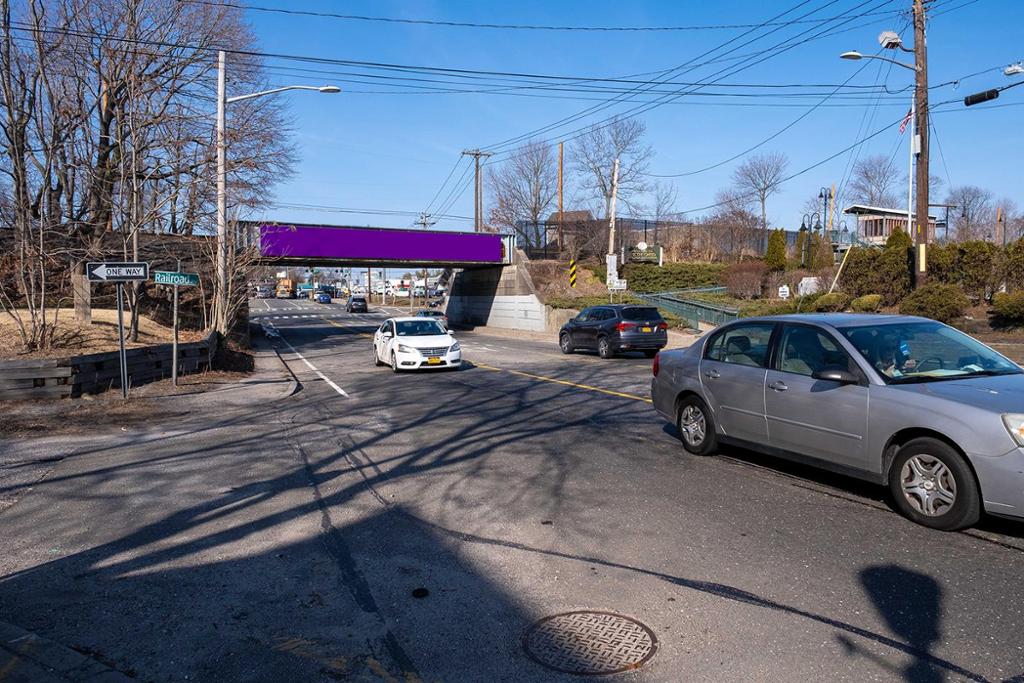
[346, 296, 368, 313]
[651, 313, 1024, 531]
[415, 309, 448, 328]
[314, 291, 332, 304]
[560, 304, 668, 359]
[372, 317, 461, 372]
[255, 286, 275, 299]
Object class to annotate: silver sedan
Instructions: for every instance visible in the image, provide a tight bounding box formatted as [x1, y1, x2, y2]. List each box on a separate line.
[650, 313, 1024, 530]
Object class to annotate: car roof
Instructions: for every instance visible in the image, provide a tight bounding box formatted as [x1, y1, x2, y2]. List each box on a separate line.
[584, 303, 659, 310]
[735, 313, 929, 328]
[388, 316, 447, 323]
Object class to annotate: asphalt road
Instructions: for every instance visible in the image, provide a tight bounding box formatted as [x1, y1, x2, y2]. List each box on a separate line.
[2, 297, 1024, 682]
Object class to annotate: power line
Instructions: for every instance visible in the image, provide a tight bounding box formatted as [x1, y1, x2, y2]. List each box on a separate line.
[175, 0, 902, 33]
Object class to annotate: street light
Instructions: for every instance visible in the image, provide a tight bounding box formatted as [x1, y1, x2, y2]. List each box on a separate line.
[839, 50, 918, 72]
[214, 51, 340, 335]
[818, 187, 833, 235]
[800, 212, 821, 267]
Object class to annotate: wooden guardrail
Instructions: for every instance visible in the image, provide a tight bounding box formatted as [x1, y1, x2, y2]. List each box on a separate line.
[0, 330, 217, 400]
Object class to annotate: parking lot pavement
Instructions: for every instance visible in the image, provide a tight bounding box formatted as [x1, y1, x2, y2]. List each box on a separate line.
[3, 301, 1024, 681]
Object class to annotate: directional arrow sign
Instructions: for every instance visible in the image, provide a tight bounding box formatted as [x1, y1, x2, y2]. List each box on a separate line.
[87, 262, 149, 282]
[153, 271, 199, 287]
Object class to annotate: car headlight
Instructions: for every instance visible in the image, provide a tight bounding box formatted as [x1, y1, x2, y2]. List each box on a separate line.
[1002, 414, 1024, 446]
[449, 342, 460, 352]
[398, 344, 417, 354]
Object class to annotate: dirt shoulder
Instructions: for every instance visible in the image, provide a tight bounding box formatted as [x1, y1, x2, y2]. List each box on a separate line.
[1, 308, 206, 360]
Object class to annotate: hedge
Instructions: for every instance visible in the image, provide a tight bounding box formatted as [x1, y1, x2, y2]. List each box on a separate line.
[850, 294, 882, 312]
[813, 292, 852, 312]
[992, 291, 1024, 324]
[620, 262, 726, 293]
[898, 284, 970, 323]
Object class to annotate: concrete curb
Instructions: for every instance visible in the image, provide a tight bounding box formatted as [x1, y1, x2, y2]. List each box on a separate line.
[0, 620, 132, 682]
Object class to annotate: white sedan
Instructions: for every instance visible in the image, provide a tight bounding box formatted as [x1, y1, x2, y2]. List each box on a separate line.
[373, 317, 462, 372]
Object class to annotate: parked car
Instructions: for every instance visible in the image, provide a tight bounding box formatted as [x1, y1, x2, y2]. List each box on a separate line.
[255, 285, 275, 299]
[346, 296, 368, 313]
[314, 291, 332, 304]
[650, 313, 1024, 531]
[415, 309, 448, 328]
[560, 304, 668, 359]
[372, 317, 461, 372]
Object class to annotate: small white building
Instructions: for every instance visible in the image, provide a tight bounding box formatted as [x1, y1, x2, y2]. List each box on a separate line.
[844, 204, 937, 246]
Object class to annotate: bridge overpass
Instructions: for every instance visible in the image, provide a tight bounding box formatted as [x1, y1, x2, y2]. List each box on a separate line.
[242, 221, 546, 331]
[244, 221, 513, 268]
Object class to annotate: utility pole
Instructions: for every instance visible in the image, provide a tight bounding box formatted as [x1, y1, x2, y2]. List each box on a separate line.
[215, 50, 227, 335]
[416, 212, 436, 230]
[557, 141, 564, 253]
[607, 157, 620, 256]
[913, 0, 930, 285]
[462, 149, 493, 232]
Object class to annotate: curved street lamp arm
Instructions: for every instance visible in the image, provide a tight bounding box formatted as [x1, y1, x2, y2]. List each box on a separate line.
[227, 85, 328, 104]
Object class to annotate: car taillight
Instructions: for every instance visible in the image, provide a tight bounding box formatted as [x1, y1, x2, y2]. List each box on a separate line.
[657, 322, 668, 331]
[652, 352, 660, 376]
[615, 321, 636, 332]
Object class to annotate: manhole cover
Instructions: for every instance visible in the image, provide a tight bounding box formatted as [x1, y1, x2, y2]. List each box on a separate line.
[523, 611, 657, 676]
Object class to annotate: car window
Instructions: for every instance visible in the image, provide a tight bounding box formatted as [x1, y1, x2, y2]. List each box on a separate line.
[395, 320, 446, 336]
[841, 321, 1021, 383]
[705, 323, 774, 368]
[621, 307, 663, 322]
[777, 325, 859, 377]
[591, 308, 609, 321]
[379, 322, 390, 334]
[576, 308, 593, 323]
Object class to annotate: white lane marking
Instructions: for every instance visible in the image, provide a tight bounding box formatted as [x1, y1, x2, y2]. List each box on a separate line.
[280, 337, 350, 398]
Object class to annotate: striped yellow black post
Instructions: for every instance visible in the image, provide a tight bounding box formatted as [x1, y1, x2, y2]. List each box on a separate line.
[568, 259, 577, 288]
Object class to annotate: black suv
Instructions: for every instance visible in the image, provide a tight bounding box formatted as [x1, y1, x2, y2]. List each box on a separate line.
[346, 296, 368, 313]
[559, 304, 668, 359]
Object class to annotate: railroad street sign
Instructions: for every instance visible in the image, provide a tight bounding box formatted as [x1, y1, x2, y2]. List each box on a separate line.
[154, 271, 200, 287]
[87, 262, 149, 282]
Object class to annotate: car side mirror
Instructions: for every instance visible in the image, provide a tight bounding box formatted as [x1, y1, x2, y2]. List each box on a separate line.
[812, 368, 859, 384]
[382, 332, 392, 339]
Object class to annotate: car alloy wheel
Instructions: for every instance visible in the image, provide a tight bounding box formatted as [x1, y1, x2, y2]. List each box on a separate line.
[391, 352, 399, 373]
[900, 454, 957, 517]
[598, 337, 614, 359]
[676, 396, 717, 456]
[888, 438, 980, 531]
[373, 345, 384, 367]
[560, 334, 574, 354]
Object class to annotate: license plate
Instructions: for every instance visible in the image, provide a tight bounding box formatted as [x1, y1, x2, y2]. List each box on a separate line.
[426, 357, 441, 365]
[641, 326, 652, 333]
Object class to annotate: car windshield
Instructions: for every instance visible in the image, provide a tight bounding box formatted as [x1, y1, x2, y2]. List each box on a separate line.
[620, 307, 662, 322]
[841, 321, 1021, 384]
[395, 320, 446, 336]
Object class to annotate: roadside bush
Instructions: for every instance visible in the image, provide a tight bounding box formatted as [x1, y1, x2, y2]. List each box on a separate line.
[724, 260, 767, 299]
[850, 294, 882, 312]
[839, 247, 880, 297]
[875, 247, 912, 306]
[764, 229, 787, 272]
[1004, 239, 1024, 291]
[992, 292, 1024, 324]
[926, 242, 957, 285]
[899, 284, 970, 323]
[885, 227, 912, 251]
[621, 261, 725, 293]
[813, 292, 852, 312]
[955, 240, 1000, 300]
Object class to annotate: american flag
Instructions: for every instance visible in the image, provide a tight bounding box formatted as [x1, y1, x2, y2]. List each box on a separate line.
[899, 108, 913, 134]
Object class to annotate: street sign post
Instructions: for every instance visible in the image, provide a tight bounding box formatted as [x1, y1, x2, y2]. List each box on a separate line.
[87, 262, 149, 398]
[155, 267, 199, 386]
[86, 262, 149, 282]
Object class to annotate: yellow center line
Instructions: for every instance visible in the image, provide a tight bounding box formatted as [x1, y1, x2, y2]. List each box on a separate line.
[473, 362, 652, 404]
[322, 316, 373, 338]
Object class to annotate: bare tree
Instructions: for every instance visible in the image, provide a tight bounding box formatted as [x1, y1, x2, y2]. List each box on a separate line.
[847, 154, 901, 208]
[571, 116, 653, 218]
[947, 185, 994, 241]
[487, 140, 557, 249]
[702, 189, 761, 261]
[732, 151, 788, 248]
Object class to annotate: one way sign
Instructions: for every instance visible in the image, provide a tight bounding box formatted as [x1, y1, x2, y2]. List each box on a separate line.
[86, 262, 149, 282]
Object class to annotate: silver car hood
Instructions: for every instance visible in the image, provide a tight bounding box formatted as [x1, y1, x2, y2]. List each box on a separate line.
[901, 373, 1024, 412]
[396, 334, 453, 348]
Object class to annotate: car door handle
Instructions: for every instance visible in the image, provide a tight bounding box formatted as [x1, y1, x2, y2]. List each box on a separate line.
[769, 380, 788, 392]
[704, 369, 720, 379]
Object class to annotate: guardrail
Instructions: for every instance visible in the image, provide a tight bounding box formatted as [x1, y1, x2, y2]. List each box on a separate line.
[638, 286, 739, 329]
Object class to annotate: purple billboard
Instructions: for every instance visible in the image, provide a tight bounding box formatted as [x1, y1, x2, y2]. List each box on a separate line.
[258, 222, 506, 265]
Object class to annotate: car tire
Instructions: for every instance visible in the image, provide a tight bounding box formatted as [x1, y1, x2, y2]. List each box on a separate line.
[559, 333, 574, 355]
[597, 336, 614, 359]
[888, 438, 981, 531]
[373, 345, 384, 367]
[643, 349, 658, 359]
[677, 395, 717, 456]
[391, 352, 400, 373]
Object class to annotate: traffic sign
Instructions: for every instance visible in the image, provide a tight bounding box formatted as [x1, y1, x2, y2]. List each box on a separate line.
[154, 271, 199, 287]
[87, 262, 149, 282]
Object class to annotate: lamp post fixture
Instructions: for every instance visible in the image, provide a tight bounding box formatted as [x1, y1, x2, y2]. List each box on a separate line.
[818, 187, 833, 236]
[799, 212, 821, 267]
[841, 6, 930, 288]
[214, 50, 340, 336]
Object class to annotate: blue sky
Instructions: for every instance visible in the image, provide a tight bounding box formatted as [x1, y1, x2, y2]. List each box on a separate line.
[240, 0, 1023, 233]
